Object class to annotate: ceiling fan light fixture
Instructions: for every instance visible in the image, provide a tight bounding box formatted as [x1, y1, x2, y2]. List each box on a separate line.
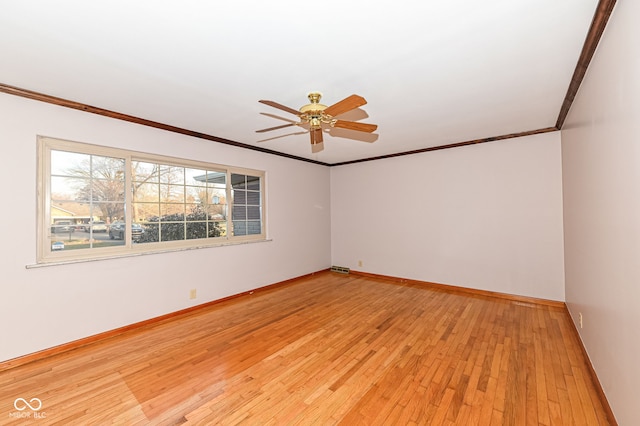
[310, 117, 322, 128]
[257, 92, 377, 153]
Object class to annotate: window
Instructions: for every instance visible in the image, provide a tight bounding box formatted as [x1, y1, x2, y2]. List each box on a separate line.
[231, 173, 262, 236]
[38, 137, 266, 263]
[130, 161, 229, 243]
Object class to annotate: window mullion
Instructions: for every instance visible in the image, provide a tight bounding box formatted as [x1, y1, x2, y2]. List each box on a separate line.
[124, 155, 133, 247]
[226, 170, 232, 240]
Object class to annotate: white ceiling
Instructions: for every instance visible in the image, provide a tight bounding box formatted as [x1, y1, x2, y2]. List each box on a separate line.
[0, 1, 600, 164]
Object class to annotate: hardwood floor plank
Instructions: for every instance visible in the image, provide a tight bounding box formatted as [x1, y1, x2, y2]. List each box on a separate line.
[0, 272, 613, 424]
[534, 333, 551, 425]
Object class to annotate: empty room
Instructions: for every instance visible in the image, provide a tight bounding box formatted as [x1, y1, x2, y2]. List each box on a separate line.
[0, 0, 637, 424]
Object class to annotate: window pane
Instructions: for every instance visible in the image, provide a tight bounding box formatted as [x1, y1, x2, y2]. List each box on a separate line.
[231, 173, 245, 189]
[230, 173, 262, 237]
[160, 184, 185, 203]
[51, 176, 85, 200]
[96, 202, 125, 224]
[132, 161, 159, 183]
[246, 191, 260, 205]
[49, 227, 125, 251]
[186, 205, 206, 221]
[212, 221, 226, 237]
[208, 205, 226, 221]
[233, 221, 247, 236]
[206, 171, 227, 187]
[186, 222, 208, 240]
[91, 156, 125, 182]
[185, 168, 208, 187]
[186, 186, 208, 203]
[247, 206, 261, 220]
[234, 190, 247, 204]
[232, 206, 246, 220]
[91, 179, 125, 203]
[51, 151, 90, 175]
[160, 165, 184, 184]
[49, 149, 125, 253]
[246, 176, 260, 191]
[133, 182, 159, 202]
[133, 163, 231, 244]
[161, 222, 185, 241]
[139, 220, 160, 243]
[247, 221, 262, 235]
[134, 203, 159, 222]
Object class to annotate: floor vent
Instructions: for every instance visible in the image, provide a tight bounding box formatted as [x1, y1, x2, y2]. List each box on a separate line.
[331, 265, 350, 274]
[512, 301, 536, 308]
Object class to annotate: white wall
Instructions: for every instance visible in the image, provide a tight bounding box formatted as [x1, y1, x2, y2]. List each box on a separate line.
[331, 132, 565, 301]
[0, 93, 331, 363]
[561, 1, 640, 423]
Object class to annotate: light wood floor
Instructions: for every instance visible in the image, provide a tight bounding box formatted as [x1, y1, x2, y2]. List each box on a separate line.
[0, 272, 612, 425]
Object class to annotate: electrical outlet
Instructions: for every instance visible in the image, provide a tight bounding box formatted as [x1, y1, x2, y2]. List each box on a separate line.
[189, 289, 197, 300]
[358, 260, 363, 267]
[579, 312, 583, 329]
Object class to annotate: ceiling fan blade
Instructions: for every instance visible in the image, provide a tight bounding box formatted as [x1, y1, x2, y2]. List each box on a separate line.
[258, 100, 300, 116]
[311, 141, 324, 153]
[260, 112, 299, 122]
[310, 128, 323, 145]
[255, 123, 298, 133]
[257, 131, 308, 143]
[323, 94, 367, 117]
[332, 120, 378, 133]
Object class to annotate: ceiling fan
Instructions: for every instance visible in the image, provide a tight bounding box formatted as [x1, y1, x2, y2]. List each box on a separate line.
[257, 92, 378, 153]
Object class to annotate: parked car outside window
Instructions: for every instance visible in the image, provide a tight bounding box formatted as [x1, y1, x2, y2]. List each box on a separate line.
[108, 221, 145, 241]
[51, 221, 72, 233]
[80, 220, 107, 232]
[91, 221, 107, 232]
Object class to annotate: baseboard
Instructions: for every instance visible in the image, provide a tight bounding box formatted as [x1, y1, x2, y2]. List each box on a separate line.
[348, 270, 566, 309]
[564, 307, 618, 426]
[0, 269, 330, 372]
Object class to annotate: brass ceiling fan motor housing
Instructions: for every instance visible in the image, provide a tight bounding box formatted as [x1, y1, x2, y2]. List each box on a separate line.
[300, 92, 328, 129]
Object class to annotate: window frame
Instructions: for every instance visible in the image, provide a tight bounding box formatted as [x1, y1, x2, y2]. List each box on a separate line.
[37, 136, 267, 264]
